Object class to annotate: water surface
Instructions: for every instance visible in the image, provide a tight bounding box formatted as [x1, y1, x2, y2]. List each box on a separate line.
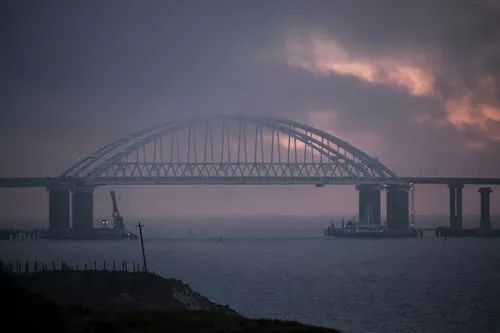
[1, 217, 500, 333]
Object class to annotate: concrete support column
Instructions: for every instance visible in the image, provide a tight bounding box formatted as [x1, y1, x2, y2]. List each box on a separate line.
[356, 184, 382, 224]
[386, 184, 410, 230]
[448, 184, 456, 228]
[48, 190, 70, 236]
[478, 187, 492, 232]
[456, 184, 463, 229]
[72, 186, 94, 238]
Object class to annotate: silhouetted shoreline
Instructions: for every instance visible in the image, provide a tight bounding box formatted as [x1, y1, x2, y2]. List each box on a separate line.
[2, 271, 339, 332]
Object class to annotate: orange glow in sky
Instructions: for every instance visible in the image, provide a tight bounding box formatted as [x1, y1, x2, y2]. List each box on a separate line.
[286, 32, 434, 97]
[445, 95, 500, 141]
[286, 31, 500, 142]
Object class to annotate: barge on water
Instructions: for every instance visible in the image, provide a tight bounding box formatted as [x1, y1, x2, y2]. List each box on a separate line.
[324, 220, 420, 238]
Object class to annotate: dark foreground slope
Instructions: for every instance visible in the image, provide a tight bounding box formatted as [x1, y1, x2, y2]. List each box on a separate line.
[14, 270, 234, 313]
[2, 272, 340, 333]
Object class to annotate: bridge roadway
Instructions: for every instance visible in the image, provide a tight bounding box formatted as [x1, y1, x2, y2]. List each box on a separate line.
[403, 177, 500, 185]
[1, 176, 500, 188]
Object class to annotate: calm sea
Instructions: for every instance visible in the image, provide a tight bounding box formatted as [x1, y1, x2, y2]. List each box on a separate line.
[1, 216, 500, 333]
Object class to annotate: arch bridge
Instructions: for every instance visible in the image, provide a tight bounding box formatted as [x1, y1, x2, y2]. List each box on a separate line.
[47, 115, 410, 237]
[63, 115, 403, 186]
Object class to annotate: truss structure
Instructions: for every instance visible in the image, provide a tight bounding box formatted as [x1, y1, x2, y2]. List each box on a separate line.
[63, 115, 405, 186]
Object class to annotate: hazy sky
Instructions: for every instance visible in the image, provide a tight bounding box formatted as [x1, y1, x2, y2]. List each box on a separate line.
[1, 0, 499, 221]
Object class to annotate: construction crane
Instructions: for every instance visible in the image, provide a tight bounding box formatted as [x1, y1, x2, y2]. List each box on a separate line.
[110, 191, 125, 232]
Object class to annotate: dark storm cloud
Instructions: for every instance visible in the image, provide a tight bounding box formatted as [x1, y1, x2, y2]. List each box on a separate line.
[2, 1, 498, 130]
[1, 1, 281, 130]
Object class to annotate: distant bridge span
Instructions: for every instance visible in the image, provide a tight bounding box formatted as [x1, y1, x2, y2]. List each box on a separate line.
[61, 115, 404, 186]
[0, 115, 498, 238]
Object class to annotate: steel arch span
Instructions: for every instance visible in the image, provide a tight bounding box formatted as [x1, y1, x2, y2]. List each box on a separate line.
[63, 115, 406, 186]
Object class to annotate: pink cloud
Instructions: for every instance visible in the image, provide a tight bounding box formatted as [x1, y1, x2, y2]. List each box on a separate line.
[286, 31, 434, 96]
[445, 95, 500, 141]
[285, 31, 500, 142]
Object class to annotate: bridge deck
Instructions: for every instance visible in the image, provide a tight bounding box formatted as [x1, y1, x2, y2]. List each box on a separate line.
[1, 176, 500, 188]
[402, 177, 500, 185]
[0, 177, 52, 188]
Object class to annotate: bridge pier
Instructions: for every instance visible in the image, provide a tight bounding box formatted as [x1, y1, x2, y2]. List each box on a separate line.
[478, 187, 492, 232]
[448, 183, 463, 229]
[356, 185, 382, 224]
[48, 189, 70, 237]
[456, 184, 463, 229]
[386, 184, 410, 230]
[72, 186, 94, 238]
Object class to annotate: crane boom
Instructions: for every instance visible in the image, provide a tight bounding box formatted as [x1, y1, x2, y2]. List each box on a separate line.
[109, 191, 125, 231]
[110, 191, 120, 217]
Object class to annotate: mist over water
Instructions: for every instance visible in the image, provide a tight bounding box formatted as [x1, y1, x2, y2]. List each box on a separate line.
[133, 215, 498, 239]
[2, 216, 500, 332]
[2, 214, 498, 237]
